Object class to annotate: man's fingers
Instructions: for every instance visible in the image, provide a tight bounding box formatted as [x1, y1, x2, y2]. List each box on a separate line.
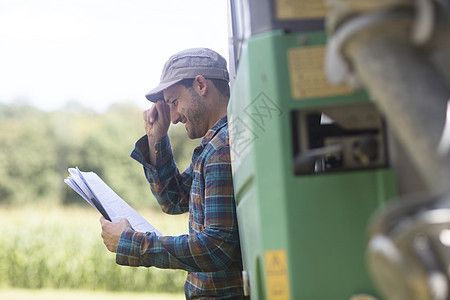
[100, 215, 110, 226]
[99, 217, 129, 253]
[154, 100, 169, 123]
[100, 216, 130, 229]
[142, 100, 170, 142]
[163, 100, 170, 119]
[143, 101, 162, 123]
[150, 105, 159, 123]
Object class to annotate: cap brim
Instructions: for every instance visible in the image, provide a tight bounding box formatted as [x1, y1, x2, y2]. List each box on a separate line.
[145, 78, 184, 103]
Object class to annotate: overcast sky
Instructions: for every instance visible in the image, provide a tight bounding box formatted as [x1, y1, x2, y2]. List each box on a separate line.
[0, 0, 229, 112]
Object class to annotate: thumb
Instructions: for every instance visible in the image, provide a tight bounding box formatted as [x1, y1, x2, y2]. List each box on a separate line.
[119, 218, 132, 228]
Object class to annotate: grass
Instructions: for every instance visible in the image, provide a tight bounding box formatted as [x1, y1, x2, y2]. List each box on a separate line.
[0, 205, 189, 295]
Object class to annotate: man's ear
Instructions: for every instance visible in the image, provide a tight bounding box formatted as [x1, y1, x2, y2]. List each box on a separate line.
[193, 75, 208, 96]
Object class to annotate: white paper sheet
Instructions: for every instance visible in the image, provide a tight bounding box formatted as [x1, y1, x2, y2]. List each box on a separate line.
[65, 167, 162, 236]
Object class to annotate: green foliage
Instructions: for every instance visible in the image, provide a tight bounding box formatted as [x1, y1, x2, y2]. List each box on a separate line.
[0, 102, 198, 208]
[0, 102, 197, 294]
[0, 207, 187, 293]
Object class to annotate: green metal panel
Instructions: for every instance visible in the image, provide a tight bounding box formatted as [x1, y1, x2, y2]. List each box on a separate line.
[229, 30, 397, 299]
[284, 170, 397, 299]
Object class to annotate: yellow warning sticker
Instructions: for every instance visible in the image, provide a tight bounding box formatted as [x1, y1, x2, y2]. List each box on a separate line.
[276, 0, 328, 20]
[265, 249, 290, 300]
[288, 46, 352, 100]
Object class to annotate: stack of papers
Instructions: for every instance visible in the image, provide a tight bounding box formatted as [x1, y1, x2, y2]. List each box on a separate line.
[65, 167, 162, 236]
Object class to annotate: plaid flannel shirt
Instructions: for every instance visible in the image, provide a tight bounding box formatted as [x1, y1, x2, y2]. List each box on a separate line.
[117, 116, 244, 299]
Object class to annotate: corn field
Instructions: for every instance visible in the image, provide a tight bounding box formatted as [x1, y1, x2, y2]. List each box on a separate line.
[0, 206, 188, 294]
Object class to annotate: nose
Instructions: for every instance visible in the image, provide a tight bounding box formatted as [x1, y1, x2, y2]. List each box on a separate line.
[169, 105, 181, 124]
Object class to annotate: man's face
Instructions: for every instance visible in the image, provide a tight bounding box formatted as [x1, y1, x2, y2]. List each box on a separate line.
[163, 83, 208, 139]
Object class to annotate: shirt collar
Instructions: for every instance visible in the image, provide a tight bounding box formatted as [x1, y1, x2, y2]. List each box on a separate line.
[200, 116, 228, 147]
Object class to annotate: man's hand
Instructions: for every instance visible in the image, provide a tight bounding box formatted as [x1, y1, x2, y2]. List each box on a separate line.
[100, 216, 132, 253]
[143, 99, 171, 143]
[143, 99, 171, 166]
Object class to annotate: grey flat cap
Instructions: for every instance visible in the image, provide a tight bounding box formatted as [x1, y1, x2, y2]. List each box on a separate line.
[145, 48, 229, 102]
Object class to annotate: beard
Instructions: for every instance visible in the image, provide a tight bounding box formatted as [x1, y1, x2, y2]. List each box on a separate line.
[184, 88, 208, 139]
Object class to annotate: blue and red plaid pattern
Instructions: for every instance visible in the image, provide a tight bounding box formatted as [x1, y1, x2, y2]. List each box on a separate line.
[117, 116, 244, 299]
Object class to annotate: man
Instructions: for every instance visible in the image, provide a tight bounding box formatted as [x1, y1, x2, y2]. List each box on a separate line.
[100, 48, 244, 299]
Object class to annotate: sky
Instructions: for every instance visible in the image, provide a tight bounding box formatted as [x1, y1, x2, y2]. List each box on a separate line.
[0, 0, 229, 112]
